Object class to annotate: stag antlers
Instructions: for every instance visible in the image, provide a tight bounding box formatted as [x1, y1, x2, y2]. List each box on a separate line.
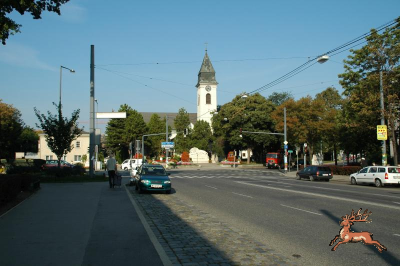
[330, 208, 387, 253]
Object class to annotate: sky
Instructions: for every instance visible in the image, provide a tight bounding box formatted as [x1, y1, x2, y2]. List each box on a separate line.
[1, 0, 399, 134]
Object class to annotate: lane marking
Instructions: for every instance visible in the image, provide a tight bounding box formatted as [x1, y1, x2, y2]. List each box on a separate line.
[205, 185, 218, 190]
[394, 234, 400, 237]
[393, 202, 400, 205]
[280, 204, 322, 216]
[235, 181, 400, 211]
[232, 192, 253, 198]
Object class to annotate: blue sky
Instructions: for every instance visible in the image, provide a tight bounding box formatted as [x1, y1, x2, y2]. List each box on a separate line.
[1, 0, 399, 133]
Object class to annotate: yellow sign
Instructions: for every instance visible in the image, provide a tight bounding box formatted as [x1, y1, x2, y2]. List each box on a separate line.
[377, 125, 387, 140]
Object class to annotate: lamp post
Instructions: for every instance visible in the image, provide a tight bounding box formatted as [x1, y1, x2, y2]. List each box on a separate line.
[59, 66, 75, 106]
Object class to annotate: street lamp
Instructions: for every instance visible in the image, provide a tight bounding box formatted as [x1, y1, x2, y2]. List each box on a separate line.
[59, 66, 75, 106]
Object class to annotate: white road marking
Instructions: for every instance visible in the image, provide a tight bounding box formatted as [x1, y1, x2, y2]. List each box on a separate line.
[205, 185, 218, 190]
[280, 204, 322, 216]
[235, 181, 400, 211]
[393, 202, 400, 205]
[394, 234, 400, 237]
[232, 192, 253, 198]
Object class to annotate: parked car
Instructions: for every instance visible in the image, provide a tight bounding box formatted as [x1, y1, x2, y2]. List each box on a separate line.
[134, 164, 171, 194]
[350, 166, 400, 187]
[122, 159, 143, 171]
[296, 166, 333, 181]
[42, 160, 74, 170]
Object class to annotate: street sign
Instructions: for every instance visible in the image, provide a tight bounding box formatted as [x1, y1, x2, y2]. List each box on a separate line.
[284, 141, 288, 145]
[288, 150, 293, 153]
[96, 112, 126, 119]
[284, 145, 288, 149]
[161, 142, 175, 148]
[377, 125, 387, 140]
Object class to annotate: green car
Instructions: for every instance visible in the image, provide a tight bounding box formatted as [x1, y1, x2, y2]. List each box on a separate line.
[135, 164, 172, 194]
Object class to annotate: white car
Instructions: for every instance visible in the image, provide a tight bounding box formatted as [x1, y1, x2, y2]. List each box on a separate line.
[129, 159, 143, 185]
[121, 159, 143, 171]
[350, 166, 400, 187]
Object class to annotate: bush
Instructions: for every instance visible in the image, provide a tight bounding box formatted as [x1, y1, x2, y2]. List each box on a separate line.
[326, 165, 362, 175]
[0, 174, 40, 208]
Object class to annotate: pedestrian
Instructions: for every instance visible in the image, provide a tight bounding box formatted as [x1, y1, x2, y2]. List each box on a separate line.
[106, 154, 117, 188]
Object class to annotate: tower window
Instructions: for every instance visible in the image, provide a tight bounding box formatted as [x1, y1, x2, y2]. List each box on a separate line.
[206, 93, 211, 104]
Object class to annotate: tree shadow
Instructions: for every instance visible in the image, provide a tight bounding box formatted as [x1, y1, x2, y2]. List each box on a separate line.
[321, 209, 400, 265]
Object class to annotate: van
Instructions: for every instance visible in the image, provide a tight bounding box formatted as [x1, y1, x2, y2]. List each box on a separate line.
[121, 159, 143, 170]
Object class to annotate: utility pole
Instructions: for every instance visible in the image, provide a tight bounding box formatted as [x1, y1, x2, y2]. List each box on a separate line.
[165, 115, 169, 165]
[380, 68, 387, 166]
[89, 45, 95, 178]
[284, 107, 288, 173]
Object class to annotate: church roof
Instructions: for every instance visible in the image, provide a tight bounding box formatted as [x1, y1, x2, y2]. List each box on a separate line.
[140, 112, 197, 128]
[196, 51, 218, 87]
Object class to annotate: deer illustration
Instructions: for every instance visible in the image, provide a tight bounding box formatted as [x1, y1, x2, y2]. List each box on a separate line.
[329, 208, 387, 253]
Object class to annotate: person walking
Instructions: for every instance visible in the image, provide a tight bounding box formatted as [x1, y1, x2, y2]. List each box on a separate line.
[106, 154, 117, 188]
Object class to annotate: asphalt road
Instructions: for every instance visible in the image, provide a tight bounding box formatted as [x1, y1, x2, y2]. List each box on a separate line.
[168, 168, 400, 266]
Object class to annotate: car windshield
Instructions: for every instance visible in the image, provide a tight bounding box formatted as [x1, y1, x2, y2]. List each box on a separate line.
[267, 154, 277, 158]
[142, 167, 166, 176]
[388, 168, 400, 173]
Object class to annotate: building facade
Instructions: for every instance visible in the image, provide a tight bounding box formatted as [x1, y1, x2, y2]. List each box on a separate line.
[196, 50, 218, 126]
[38, 132, 90, 164]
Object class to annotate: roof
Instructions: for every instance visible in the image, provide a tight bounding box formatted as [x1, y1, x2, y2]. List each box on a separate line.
[196, 51, 218, 87]
[140, 112, 197, 127]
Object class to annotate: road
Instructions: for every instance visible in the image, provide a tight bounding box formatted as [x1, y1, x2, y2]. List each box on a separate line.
[165, 168, 400, 265]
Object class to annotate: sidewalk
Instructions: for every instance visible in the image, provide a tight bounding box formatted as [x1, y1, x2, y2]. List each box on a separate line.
[0, 178, 168, 266]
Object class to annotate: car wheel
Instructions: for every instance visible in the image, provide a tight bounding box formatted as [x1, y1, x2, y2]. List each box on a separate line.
[135, 183, 138, 190]
[375, 179, 383, 188]
[296, 174, 301, 180]
[351, 177, 357, 185]
[325, 179, 329, 182]
[166, 189, 171, 194]
[310, 176, 315, 181]
[138, 185, 143, 194]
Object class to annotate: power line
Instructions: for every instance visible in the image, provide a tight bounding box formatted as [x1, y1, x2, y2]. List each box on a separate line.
[248, 18, 398, 95]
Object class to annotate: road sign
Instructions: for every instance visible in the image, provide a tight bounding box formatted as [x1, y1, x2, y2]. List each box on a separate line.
[304, 143, 307, 147]
[161, 142, 175, 148]
[377, 125, 387, 140]
[284, 141, 288, 145]
[284, 145, 288, 149]
[288, 150, 293, 153]
[96, 112, 126, 119]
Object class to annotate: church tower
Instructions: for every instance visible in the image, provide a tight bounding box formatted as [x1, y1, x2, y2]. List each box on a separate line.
[196, 50, 218, 127]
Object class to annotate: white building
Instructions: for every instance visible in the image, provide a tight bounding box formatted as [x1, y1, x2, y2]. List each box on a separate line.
[196, 50, 218, 127]
[38, 132, 90, 164]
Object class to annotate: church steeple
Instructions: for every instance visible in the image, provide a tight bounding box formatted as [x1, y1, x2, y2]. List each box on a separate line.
[196, 51, 218, 87]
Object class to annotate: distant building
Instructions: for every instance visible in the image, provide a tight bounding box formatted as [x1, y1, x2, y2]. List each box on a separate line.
[38, 132, 90, 164]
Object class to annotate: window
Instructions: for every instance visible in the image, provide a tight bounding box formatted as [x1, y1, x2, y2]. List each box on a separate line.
[74, 155, 82, 162]
[369, 167, 377, 173]
[206, 93, 211, 104]
[360, 168, 368, 173]
[45, 155, 53, 160]
[378, 168, 386, 173]
[76, 141, 81, 148]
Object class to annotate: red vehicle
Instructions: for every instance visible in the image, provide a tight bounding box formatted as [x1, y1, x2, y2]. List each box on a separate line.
[266, 152, 282, 169]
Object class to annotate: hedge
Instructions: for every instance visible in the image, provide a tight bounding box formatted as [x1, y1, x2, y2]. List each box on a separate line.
[0, 174, 40, 208]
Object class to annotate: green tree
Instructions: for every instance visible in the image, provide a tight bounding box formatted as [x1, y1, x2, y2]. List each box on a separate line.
[147, 114, 165, 158]
[190, 120, 213, 154]
[0, 99, 24, 161]
[0, 0, 70, 45]
[174, 107, 191, 153]
[105, 104, 147, 162]
[213, 93, 277, 163]
[34, 103, 82, 168]
[267, 92, 293, 106]
[19, 126, 39, 153]
[339, 17, 400, 165]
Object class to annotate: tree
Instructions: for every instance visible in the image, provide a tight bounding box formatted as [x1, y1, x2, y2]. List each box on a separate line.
[147, 114, 165, 158]
[190, 120, 213, 154]
[105, 104, 147, 162]
[19, 126, 39, 153]
[339, 17, 400, 165]
[34, 102, 82, 168]
[212, 93, 277, 163]
[174, 107, 191, 153]
[0, 99, 24, 161]
[267, 92, 293, 106]
[1, 0, 70, 45]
